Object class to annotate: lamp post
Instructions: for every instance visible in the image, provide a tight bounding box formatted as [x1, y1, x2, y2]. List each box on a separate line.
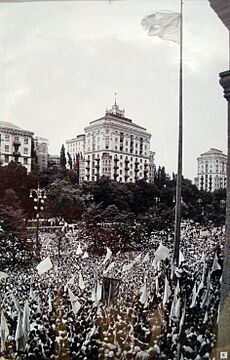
[29, 184, 47, 260]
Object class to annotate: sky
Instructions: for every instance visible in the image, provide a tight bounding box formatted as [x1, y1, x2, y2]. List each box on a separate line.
[0, 0, 228, 180]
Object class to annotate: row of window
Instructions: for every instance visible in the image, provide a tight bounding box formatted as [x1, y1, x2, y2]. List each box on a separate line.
[4, 155, 28, 165]
[3, 135, 29, 144]
[4, 145, 29, 154]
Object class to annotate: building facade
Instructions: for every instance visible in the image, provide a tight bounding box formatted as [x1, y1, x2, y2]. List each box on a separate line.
[195, 148, 227, 191]
[34, 136, 49, 170]
[0, 121, 34, 172]
[48, 154, 61, 167]
[66, 134, 85, 163]
[66, 102, 155, 183]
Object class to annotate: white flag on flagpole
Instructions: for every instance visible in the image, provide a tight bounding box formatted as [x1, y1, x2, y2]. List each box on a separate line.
[82, 251, 89, 259]
[211, 253, 221, 273]
[22, 300, 30, 343]
[79, 272, 85, 290]
[68, 288, 81, 315]
[141, 11, 180, 44]
[140, 282, 148, 306]
[163, 276, 171, 306]
[36, 257, 53, 275]
[154, 243, 170, 263]
[122, 263, 134, 273]
[102, 247, 112, 265]
[1, 310, 9, 351]
[76, 243, 83, 256]
[142, 252, 150, 263]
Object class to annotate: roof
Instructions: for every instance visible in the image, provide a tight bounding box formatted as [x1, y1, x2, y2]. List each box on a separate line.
[0, 120, 33, 134]
[200, 148, 227, 157]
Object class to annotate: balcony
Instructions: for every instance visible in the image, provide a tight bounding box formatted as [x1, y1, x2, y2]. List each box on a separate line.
[114, 165, 119, 170]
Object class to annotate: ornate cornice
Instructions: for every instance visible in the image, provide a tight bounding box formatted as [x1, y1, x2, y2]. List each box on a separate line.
[219, 70, 230, 101]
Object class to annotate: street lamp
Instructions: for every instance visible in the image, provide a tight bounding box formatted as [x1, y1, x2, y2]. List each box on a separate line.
[29, 183, 47, 260]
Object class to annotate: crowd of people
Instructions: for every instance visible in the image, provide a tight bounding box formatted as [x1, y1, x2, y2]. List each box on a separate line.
[0, 220, 224, 360]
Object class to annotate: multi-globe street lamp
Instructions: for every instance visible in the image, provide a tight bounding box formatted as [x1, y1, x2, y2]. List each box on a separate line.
[29, 184, 47, 260]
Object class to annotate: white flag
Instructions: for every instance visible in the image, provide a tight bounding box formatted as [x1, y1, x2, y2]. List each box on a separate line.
[48, 292, 52, 313]
[104, 261, 115, 275]
[15, 311, 24, 350]
[1, 311, 9, 351]
[0, 272, 8, 281]
[211, 253, 221, 273]
[154, 243, 170, 262]
[179, 251, 185, 266]
[141, 11, 180, 44]
[102, 247, 112, 265]
[64, 275, 75, 291]
[22, 300, 30, 343]
[76, 243, 83, 256]
[68, 288, 81, 315]
[82, 251, 89, 259]
[36, 257, 53, 275]
[190, 283, 197, 309]
[96, 281, 102, 302]
[133, 254, 142, 263]
[140, 282, 148, 306]
[79, 272, 85, 290]
[163, 276, 171, 306]
[142, 252, 150, 263]
[122, 263, 133, 272]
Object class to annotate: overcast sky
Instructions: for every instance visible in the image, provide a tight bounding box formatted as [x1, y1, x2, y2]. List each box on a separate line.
[0, 0, 228, 180]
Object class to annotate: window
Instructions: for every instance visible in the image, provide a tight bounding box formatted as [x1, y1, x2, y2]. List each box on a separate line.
[120, 170, 122, 175]
[5, 135, 9, 142]
[5, 145, 9, 152]
[5, 155, 9, 163]
[24, 148, 28, 155]
[24, 158, 28, 165]
[24, 138, 29, 145]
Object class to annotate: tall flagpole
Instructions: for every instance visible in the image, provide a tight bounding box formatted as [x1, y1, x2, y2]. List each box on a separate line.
[173, 0, 183, 267]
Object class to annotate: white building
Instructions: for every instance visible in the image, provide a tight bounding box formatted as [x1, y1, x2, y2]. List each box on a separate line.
[66, 101, 154, 183]
[34, 136, 49, 170]
[66, 134, 85, 164]
[195, 148, 227, 192]
[0, 121, 34, 172]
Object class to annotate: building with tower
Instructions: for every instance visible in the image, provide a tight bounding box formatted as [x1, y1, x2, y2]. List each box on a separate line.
[194, 148, 227, 192]
[66, 99, 155, 183]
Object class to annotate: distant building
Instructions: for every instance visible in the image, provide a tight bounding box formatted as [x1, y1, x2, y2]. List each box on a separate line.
[34, 136, 49, 170]
[195, 148, 227, 191]
[48, 154, 60, 167]
[0, 121, 34, 172]
[66, 134, 85, 164]
[66, 100, 155, 183]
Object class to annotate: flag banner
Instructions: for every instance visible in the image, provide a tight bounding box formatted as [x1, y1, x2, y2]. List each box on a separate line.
[163, 276, 171, 306]
[141, 11, 180, 44]
[179, 250, 185, 265]
[48, 292, 52, 313]
[102, 277, 120, 305]
[64, 275, 75, 291]
[22, 300, 30, 344]
[10, 293, 20, 312]
[68, 288, 81, 315]
[76, 243, 83, 255]
[82, 251, 89, 259]
[154, 243, 170, 262]
[142, 252, 150, 263]
[122, 263, 133, 272]
[96, 281, 102, 302]
[104, 261, 115, 275]
[189, 283, 197, 308]
[140, 282, 148, 306]
[79, 272, 85, 290]
[0, 272, 8, 281]
[211, 253, 221, 273]
[133, 253, 142, 263]
[102, 247, 112, 265]
[36, 257, 53, 275]
[15, 310, 24, 350]
[1, 310, 9, 352]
